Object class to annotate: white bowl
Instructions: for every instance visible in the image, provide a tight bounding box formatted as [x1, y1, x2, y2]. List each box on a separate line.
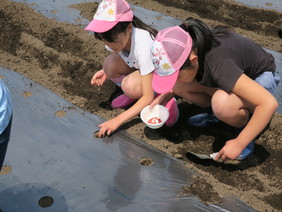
[140, 105, 169, 129]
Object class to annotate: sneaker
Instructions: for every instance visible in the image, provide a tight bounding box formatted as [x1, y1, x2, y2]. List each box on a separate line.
[111, 94, 136, 109]
[234, 127, 255, 160]
[236, 141, 255, 160]
[165, 98, 179, 127]
[188, 108, 220, 127]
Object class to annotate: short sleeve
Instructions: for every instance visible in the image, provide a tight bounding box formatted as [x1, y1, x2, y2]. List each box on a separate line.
[212, 59, 243, 92]
[134, 29, 155, 75]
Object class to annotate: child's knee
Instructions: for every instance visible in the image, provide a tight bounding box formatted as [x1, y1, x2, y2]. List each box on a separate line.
[212, 90, 233, 118]
[121, 76, 134, 93]
[121, 75, 142, 99]
[103, 55, 120, 78]
[212, 90, 249, 126]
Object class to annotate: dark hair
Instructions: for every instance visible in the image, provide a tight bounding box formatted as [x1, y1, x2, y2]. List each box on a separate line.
[94, 16, 158, 42]
[179, 17, 231, 80]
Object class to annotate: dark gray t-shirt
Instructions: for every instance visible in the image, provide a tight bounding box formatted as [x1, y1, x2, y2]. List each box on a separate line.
[200, 31, 276, 93]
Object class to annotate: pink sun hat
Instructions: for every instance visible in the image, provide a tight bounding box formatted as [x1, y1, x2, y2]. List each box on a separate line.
[151, 26, 193, 94]
[85, 0, 133, 33]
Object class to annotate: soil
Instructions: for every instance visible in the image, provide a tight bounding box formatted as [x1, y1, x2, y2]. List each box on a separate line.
[0, 0, 281, 211]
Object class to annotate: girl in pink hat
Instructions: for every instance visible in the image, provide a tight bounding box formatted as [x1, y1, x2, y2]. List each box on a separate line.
[150, 17, 280, 161]
[85, 0, 179, 138]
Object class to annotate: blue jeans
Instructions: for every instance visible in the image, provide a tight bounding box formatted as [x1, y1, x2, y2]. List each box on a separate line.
[0, 116, 12, 170]
[255, 71, 281, 95]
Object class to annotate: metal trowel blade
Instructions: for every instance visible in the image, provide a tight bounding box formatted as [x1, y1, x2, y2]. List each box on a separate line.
[189, 152, 218, 160]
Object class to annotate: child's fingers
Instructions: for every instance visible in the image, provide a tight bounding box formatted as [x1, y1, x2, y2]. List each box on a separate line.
[91, 78, 102, 86]
[216, 150, 228, 161]
[215, 150, 223, 161]
[149, 99, 159, 109]
[95, 79, 99, 86]
[98, 129, 106, 138]
[107, 129, 113, 136]
[91, 77, 97, 85]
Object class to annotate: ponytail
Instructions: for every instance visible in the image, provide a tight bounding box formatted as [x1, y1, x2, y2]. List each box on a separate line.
[132, 16, 158, 39]
[179, 17, 231, 79]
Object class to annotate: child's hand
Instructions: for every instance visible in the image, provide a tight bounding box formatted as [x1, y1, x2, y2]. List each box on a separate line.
[215, 139, 245, 160]
[97, 117, 122, 138]
[150, 93, 174, 109]
[149, 95, 162, 108]
[91, 69, 107, 86]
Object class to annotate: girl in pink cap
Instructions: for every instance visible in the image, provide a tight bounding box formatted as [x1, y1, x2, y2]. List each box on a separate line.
[85, 0, 179, 137]
[150, 17, 280, 161]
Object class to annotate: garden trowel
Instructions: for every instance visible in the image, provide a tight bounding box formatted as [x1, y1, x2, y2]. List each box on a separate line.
[188, 152, 218, 160]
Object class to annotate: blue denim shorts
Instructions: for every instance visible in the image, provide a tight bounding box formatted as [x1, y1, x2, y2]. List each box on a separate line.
[255, 71, 281, 95]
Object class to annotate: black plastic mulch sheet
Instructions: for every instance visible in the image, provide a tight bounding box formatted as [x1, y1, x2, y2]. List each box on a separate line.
[0, 68, 259, 211]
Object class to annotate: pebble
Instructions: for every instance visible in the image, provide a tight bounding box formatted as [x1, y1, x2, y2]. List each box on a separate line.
[163, 143, 169, 148]
[174, 153, 183, 159]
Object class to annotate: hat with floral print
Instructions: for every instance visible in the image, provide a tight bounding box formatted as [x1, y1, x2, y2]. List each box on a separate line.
[85, 0, 133, 33]
[151, 26, 193, 94]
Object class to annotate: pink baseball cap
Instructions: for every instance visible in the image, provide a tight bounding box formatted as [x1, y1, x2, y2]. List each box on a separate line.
[85, 0, 133, 33]
[151, 26, 193, 94]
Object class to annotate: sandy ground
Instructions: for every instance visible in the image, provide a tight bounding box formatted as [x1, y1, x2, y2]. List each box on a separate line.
[0, 0, 282, 211]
